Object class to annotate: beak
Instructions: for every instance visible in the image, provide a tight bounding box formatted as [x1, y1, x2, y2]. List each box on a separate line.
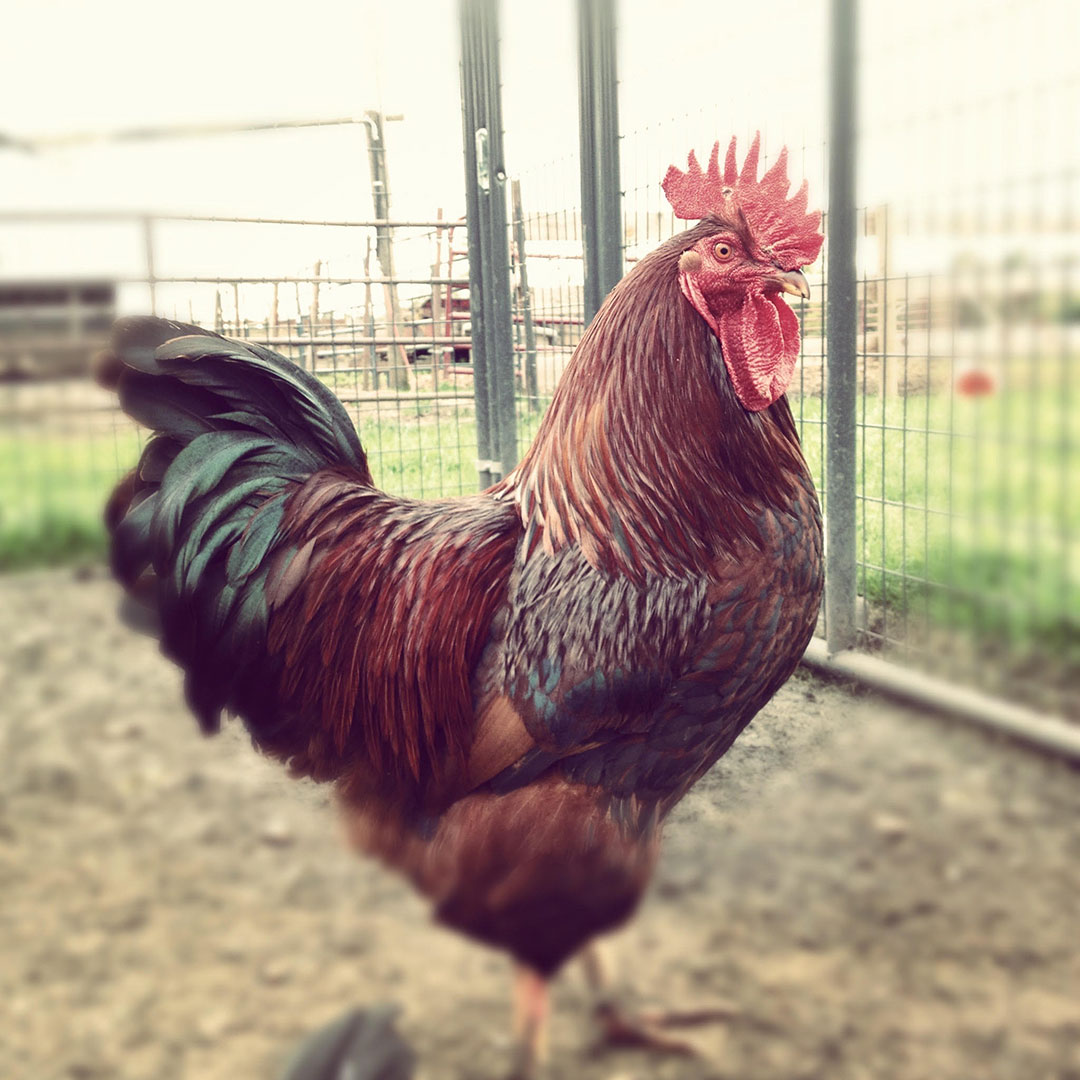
[774, 269, 811, 299]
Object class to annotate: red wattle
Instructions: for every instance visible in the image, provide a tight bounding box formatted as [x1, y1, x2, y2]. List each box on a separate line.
[716, 293, 800, 412]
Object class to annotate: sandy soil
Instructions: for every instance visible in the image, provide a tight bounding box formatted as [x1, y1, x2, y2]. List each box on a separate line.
[1, 568, 1078, 1080]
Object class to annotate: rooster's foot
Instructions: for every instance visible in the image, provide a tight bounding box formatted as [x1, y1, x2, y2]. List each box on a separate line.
[591, 998, 739, 1057]
[581, 943, 737, 1058]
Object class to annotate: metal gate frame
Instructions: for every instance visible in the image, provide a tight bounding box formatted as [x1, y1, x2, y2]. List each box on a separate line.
[454, 0, 1076, 755]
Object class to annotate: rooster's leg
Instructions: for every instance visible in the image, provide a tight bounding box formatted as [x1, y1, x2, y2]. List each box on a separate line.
[509, 964, 549, 1080]
[581, 943, 738, 1056]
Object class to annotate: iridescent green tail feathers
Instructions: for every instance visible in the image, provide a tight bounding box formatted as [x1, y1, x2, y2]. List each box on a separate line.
[98, 317, 370, 733]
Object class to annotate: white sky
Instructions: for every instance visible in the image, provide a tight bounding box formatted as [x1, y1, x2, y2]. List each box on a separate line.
[0, 0, 831, 217]
[1, 0, 1076, 294]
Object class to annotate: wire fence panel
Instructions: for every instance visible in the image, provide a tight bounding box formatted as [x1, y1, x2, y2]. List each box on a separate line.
[519, 89, 1077, 719]
[851, 0, 1079, 718]
[510, 157, 587, 453]
[0, 213, 479, 569]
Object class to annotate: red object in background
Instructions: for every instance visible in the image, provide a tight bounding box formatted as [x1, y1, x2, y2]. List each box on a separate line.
[955, 368, 996, 397]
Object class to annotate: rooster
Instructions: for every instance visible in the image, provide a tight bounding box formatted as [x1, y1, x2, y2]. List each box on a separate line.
[100, 134, 823, 1078]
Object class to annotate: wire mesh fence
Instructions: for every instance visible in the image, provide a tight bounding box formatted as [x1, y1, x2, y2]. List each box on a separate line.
[849, 0, 1079, 717]
[850, 200, 1078, 717]
[514, 85, 1078, 719]
[3, 166, 1075, 718]
[0, 211, 483, 568]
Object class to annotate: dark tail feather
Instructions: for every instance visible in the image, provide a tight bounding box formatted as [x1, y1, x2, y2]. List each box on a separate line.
[101, 317, 371, 734]
[279, 1005, 416, 1080]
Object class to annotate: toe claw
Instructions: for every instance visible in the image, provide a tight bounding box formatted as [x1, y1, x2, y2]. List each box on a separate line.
[637, 1001, 741, 1027]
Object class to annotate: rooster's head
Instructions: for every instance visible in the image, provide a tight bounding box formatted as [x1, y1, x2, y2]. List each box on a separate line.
[663, 135, 823, 411]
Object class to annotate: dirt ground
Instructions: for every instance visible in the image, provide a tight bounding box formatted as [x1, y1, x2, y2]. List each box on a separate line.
[2, 568, 1078, 1080]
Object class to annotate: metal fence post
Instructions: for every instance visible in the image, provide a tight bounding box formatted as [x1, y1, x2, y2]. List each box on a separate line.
[459, 0, 517, 486]
[826, 0, 859, 653]
[577, 0, 623, 327]
[142, 216, 157, 315]
[510, 179, 540, 411]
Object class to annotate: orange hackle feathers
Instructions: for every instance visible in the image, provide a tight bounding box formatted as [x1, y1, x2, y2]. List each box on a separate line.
[501, 220, 809, 582]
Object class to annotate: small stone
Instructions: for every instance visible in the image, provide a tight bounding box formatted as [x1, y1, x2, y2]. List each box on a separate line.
[871, 812, 909, 841]
[66, 1061, 105, 1079]
[260, 818, 294, 847]
[23, 743, 80, 799]
[100, 899, 149, 933]
[196, 1008, 235, 1043]
[65, 931, 108, 959]
[184, 770, 207, 792]
[104, 718, 144, 740]
[259, 959, 293, 985]
[218, 939, 248, 962]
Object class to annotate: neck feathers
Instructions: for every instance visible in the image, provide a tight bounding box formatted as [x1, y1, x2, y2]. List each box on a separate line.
[499, 227, 808, 580]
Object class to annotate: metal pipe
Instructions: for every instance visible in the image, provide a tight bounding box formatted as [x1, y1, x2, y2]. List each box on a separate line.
[459, 0, 516, 484]
[142, 216, 157, 315]
[511, 179, 540, 411]
[484, 10, 517, 479]
[801, 638, 1080, 764]
[577, 0, 623, 326]
[225, 335, 468, 347]
[460, 0, 495, 488]
[362, 111, 411, 391]
[825, 0, 859, 652]
[0, 116, 370, 151]
[0, 210, 458, 228]
[121, 276, 471, 286]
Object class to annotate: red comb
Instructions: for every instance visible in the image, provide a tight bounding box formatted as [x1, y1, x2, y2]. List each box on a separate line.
[662, 133, 823, 269]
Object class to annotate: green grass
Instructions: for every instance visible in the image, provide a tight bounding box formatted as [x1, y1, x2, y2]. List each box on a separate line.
[790, 382, 1079, 656]
[0, 410, 480, 571]
[3, 383, 1076, 662]
[0, 426, 142, 571]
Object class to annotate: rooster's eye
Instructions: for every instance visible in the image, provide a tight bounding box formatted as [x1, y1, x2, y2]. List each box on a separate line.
[714, 242, 734, 261]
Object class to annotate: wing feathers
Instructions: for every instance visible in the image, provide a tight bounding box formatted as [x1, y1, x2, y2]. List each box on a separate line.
[265, 477, 521, 797]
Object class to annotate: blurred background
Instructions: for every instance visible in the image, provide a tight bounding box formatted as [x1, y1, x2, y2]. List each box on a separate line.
[1, 1, 1079, 1077]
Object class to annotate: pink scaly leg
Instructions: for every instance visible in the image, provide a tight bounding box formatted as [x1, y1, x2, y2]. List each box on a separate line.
[508, 964, 550, 1080]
